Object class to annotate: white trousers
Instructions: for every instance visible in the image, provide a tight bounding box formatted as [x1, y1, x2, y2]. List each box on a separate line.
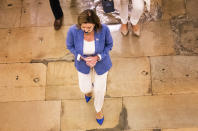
[78, 69, 108, 113]
[120, 0, 144, 25]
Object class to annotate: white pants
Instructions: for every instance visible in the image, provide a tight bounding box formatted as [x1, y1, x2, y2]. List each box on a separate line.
[78, 69, 108, 113]
[120, 0, 144, 25]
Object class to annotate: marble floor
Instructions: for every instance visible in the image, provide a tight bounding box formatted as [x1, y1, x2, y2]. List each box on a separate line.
[0, 0, 198, 131]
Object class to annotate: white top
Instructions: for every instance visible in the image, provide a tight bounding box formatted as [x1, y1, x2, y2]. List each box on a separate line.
[83, 40, 95, 55]
[77, 40, 101, 61]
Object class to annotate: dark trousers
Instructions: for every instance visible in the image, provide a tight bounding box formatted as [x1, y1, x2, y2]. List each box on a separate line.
[49, 0, 63, 20]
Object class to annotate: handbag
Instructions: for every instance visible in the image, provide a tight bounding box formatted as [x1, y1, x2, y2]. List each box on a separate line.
[102, 0, 115, 13]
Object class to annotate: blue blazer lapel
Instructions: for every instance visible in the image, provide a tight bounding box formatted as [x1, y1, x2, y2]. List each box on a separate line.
[94, 31, 100, 54]
[78, 29, 84, 55]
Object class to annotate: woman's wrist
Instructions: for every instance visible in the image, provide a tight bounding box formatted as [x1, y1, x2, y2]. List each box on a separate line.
[95, 55, 99, 61]
[80, 56, 85, 61]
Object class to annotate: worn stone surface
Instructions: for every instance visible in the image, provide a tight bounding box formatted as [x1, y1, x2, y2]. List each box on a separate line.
[20, 0, 54, 27]
[0, 0, 21, 28]
[110, 21, 175, 58]
[0, 101, 61, 131]
[162, 0, 186, 20]
[124, 94, 198, 130]
[46, 62, 82, 100]
[61, 0, 83, 26]
[0, 63, 46, 102]
[0, 0, 22, 8]
[179, 23, 198, 55]
[0, 29, 9, 62]
[20, 0, 90, 27]
[1, 0, 198, 131]
[124, 129, 153, 131]
[151, 56, 198, 95]
[0, 7, 21, 28]
[47, 62, 78, 86]
[186, 0, 198, 22]
[107, 57, 151, 97]
[46, 85, 83, 100]
[6, 26, 68, 63]
[149, 0, 163, 20]
[170, 15, 198, 55]
[61, 98, 122, 131]
[163, 128, 198, 131]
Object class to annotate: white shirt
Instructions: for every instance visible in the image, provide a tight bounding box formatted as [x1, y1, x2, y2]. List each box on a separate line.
[83, 40, 95, 55]
[77, 40, 101, 61]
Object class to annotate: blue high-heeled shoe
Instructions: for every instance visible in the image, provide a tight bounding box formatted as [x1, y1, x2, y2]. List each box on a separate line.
[85, 95, 92, 103]
[96, 116, 104, 125]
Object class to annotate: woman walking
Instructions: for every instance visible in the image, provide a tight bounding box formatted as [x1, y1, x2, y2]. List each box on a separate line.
[66, 9, 113, 125]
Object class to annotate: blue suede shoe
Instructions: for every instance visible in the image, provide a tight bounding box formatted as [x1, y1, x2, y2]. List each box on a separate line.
[96, 116, 104, 125]
[85, 95, 92, 103]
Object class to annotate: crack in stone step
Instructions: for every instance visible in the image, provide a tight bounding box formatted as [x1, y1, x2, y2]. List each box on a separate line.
[153, 129, 161, 131]
[30, 53, 75, 65]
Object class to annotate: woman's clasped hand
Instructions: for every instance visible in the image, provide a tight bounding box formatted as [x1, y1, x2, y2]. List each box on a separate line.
[81, 56, 99, 68]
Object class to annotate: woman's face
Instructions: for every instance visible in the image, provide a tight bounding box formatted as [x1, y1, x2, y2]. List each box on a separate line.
[81, 23, 95, 34]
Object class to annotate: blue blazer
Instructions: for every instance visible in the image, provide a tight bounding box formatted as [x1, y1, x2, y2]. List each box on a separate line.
[66, 24, 113, 75]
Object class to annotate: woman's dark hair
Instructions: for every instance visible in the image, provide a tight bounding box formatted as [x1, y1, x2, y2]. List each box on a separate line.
[77, 9, 102, 32]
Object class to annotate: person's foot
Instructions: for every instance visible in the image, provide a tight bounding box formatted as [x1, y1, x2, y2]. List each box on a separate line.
[54, 16, 63, 30]
[96, 111, 104, 125]
[85, 92, 92, 103]
[120, 23, 129, 36]
[132, 24, 140, 37]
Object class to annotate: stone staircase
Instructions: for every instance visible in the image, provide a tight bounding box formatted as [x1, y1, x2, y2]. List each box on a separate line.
[0, 0, 198, 131]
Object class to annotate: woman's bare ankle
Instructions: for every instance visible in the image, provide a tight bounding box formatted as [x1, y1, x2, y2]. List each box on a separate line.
[96, 110, 104, 119]
[85, 92, 92, 97]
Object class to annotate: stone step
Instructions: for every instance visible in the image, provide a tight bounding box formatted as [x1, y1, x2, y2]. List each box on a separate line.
[125, 128, 198, 131]
[107, 57, 151, 97]
[186, 0, 198, 22]
[163, 129, 198, 131]
[110, 21, 175, 58]
[46, 62, 83, 100]
[46, 57, 151, 100]
[7, 26, 69, 63]
[151, 56, 198, 95]
[46, 55, 198, 100]
[0, 63, 46, 102]
[0, 101, 61, 131]
[0, 26, 69, 63]
[161, 0, 186, 20]
[0, 29, 9, 62]
[0, 20, 176, 63]
[124, 94, 198, 130]
[0, 0, 88, 28]
[1, 55, 198, 102]
[61, 98, 122, 131]
[0, 97, 198, 131]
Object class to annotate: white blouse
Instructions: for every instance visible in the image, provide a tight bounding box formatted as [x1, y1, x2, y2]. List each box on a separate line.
[83, 40, 95, 55]
[77, 40, 101, 61]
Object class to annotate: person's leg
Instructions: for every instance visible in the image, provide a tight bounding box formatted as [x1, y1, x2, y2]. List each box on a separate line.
[49, 0, 63, 30]
[49, 0, 63, 19]
[120, 0, 129, 24]
[130, 0, 144, 25]
[78, 71, 93, 95]
[120, 0, 129, 36]
[93, 71, 108, 114]
[130, 0, 144, 36]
